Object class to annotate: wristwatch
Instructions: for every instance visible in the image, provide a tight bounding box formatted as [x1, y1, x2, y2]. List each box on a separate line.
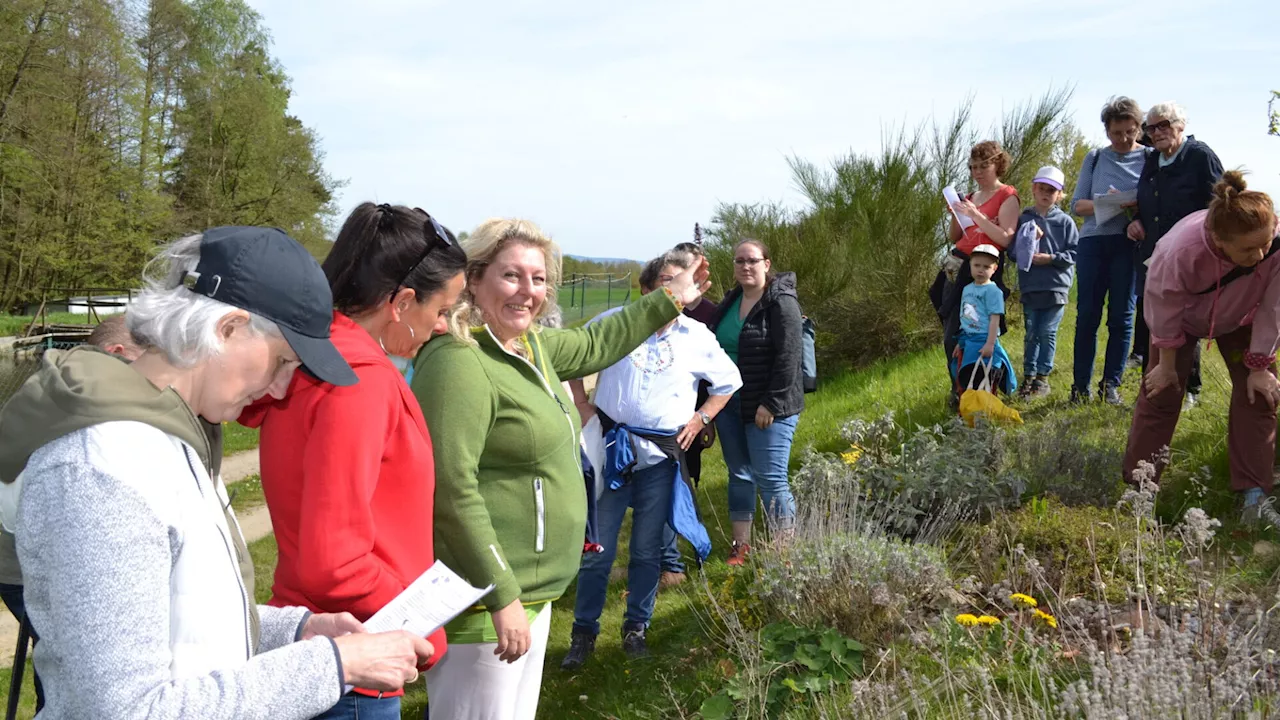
[696, 410, 712, 426]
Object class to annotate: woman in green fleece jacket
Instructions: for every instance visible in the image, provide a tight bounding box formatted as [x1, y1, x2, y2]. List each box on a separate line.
[414, 218, 709, 719]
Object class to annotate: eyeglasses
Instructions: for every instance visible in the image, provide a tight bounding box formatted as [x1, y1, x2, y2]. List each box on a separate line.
[396, 208, 458, 289]
[1143, 119, 1174, 134]
[734, 257, 765, 267]
[968, 161, 993, 171]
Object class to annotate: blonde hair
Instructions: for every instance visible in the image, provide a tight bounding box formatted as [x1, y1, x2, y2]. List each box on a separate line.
[447, 218, 562, 344]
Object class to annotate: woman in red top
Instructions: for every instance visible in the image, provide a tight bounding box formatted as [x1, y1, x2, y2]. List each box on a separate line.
[935, 141, 1021, 406]
[240, 203, 467, 720]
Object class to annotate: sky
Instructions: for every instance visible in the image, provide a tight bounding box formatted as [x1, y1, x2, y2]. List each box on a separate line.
[247, 0, 1280, 261]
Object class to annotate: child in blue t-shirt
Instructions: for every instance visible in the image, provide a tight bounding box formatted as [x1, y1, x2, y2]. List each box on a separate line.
[952, 244, 1016, 395]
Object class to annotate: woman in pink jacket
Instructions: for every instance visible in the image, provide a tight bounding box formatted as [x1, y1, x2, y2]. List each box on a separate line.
[1124, 171, 1280, 523]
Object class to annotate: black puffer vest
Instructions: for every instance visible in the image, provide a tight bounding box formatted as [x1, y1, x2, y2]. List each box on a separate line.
[711, 272, 805, 422]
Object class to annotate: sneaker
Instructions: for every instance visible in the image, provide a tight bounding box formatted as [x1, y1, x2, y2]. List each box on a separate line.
[621, 623, 649, 659]
[1031, 377, 1051, 398]
[659, 571, 687, 589]
[1101, 384, 1123, 406]
[1183, 392, 1199, 411]
[560, 629, 596, 671]
[726, 541, 751, 567]
[1259, 497, 1280, 532]
[1069, 386, 1090, 404]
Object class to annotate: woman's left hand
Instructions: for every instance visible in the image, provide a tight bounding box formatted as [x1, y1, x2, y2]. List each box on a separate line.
[667, 256, 712, 307]
[953, 199, 985, 222]
[754, 406, 775, 430]
[1246, 369, 1280, 410]
[301, 611, 366, 641]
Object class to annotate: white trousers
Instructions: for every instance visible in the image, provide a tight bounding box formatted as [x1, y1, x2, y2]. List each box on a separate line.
[425, 604, 552, 720]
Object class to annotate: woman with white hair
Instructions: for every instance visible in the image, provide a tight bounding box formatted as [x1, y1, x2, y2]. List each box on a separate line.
[1127, 102, 1224, 407]
[0, 227, 434, 718]
[414, 218, 710, 719]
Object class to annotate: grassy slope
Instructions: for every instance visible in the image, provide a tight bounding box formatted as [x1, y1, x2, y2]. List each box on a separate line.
[246, 293, 1242, 718]
[0, 312, 101, 337]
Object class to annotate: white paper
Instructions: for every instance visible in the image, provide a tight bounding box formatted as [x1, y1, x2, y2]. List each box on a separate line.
[943, 185, 975, 230]
[364, 560, 492, 636]
[1093, 189, 1137, 226]
[343, 561, 492, 693]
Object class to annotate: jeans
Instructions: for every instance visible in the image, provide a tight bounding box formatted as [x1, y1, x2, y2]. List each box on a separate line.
[312, 694, 401, 720]
[1072, 233, 1135, 392]
[1023, 305, 1066, 377]
[0, 582, 45, 712]
[573, 459, 675, 635]
[660, 525, 685, 574]
[719, 395, 800, 530]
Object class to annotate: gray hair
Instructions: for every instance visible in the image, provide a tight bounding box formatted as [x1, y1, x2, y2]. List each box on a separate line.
[1100, 96, 1143, 129]
[537, 302, 563, 329]
[1147, 102, 1187, 127]
[126, 234, 281, 368]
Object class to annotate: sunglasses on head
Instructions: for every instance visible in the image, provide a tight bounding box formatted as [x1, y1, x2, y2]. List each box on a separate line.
[396, 208, 458, 289]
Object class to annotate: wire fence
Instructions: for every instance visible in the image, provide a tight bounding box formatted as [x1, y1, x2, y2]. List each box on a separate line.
[1, 341, 83, 406]
[559, 273, 633, 323]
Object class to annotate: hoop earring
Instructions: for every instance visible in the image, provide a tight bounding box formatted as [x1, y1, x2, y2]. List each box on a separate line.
[378, 320, 415, 354]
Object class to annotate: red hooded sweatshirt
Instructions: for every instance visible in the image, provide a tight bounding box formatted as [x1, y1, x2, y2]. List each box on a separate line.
[239, 312, 446, 693]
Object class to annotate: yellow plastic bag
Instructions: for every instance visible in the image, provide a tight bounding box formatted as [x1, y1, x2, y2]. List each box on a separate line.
[958, 358, 1023, 427]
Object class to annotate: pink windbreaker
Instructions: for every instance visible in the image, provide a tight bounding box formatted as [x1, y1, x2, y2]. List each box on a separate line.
[1144, 209, 1280, 358]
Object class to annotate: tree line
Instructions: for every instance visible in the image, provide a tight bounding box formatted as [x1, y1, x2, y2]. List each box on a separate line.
[0, 0, 340, 311]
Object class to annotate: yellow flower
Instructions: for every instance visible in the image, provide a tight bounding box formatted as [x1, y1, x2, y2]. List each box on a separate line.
[1033, 609, 1058, 629]
[955, 614, 980, 627]
[976, 615, 1001, 626]
[841, 446, 863, 466]
[1010, 593, 1038, 608]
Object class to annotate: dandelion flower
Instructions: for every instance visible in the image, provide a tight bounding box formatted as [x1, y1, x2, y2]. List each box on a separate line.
[1010, 593, 1038, 608]
[955, 614, 980, 627]
[976, 615, 1001, 626]
[841, 446, 863, 466]
[1033, 609, 1058, 628]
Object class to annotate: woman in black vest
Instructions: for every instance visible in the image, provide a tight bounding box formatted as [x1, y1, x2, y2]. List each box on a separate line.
[710, 239, 804, 566]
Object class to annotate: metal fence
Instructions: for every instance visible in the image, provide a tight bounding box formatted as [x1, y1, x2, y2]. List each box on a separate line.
[559, 273, 633, 323]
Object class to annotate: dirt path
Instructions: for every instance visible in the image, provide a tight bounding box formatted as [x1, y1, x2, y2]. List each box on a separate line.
[1, 450, 266, 665]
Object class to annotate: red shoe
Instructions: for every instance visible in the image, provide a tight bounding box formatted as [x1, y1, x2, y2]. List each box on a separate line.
[726, 542, 751, 567]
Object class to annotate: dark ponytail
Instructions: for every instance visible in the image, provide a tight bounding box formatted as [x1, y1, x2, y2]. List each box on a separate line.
[323, 202, 468, 316]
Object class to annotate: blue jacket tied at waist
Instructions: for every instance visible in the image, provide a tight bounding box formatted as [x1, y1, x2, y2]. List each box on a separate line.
[602, 422, 712, 565]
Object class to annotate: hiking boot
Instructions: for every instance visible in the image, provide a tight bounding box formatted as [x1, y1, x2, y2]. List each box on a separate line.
[1101, 384, 1123, 406]
[1031, 377, 1051, 398]
[621, 623, 649, 659]
[1183, 392, 1199, 411]
[726, 541, 751, 567]
[1069, 386, 1090, 404]
[560, 629, 596, 671]
[659, 571, 687, 589]
[1258, 498, 1280, 532]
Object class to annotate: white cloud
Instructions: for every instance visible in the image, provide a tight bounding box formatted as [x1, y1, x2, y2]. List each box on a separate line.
[251, 0, 1280, 259]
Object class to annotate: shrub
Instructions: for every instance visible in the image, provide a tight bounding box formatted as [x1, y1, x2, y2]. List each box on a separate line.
[1004, 415, 1125, 508]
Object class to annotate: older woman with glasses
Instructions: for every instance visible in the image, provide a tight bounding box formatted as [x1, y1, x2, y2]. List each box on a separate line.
[1127, 102, 1224, 408]
[1068, 96, 1149, 405]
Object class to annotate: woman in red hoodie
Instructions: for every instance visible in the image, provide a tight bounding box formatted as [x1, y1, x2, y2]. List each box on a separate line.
[241, 203, 467, 720]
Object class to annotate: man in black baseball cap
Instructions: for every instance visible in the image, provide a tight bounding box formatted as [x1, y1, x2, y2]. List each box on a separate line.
[182, 226, 357, 387]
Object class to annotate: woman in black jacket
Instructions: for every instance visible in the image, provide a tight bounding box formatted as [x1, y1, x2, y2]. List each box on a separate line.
[710, 239, 804, 566]
[1126, 101, 1224, 408]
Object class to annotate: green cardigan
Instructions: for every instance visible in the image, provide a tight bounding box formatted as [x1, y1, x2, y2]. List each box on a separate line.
[413, 289, 681, 617]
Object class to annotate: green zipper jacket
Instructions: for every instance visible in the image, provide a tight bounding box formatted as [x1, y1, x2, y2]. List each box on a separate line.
[412, 289, 680, 620]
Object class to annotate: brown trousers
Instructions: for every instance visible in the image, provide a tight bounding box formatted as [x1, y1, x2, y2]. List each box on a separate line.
[1123, 325, 1277, 493]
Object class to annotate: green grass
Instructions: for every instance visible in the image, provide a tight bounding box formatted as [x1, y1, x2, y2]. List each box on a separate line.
[248, 291, 1246, 718]
[0, 658, 39, 719]
[558, 285, 633, 325]
[222, 423, 261, 455]
[229, 474, 265, 514]
[0, 312, 98, 337]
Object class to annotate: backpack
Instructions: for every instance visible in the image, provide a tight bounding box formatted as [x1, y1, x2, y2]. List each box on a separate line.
[801, 316, 817, 394]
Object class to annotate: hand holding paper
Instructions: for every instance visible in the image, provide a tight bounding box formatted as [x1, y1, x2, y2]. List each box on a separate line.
[943, 185, 976, 230]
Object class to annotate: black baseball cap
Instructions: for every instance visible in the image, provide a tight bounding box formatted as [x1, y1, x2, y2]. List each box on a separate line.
[182, 226, 357, 387]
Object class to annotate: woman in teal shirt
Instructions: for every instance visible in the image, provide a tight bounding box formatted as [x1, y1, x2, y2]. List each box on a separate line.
[709, 239, 805, 565]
